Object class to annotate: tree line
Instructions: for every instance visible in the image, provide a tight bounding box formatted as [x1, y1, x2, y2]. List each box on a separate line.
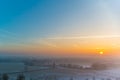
[0, 73, 25, 80]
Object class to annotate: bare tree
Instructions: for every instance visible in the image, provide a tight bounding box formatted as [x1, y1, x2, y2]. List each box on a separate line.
[2, 73, 9, 80]
[16, 74, 25, 80]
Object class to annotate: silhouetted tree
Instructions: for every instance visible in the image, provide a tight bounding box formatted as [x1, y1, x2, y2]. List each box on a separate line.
[70, 77, 73, 80]
[0, 74, 2, 80]
[85, 78, 89, 80]
[30, 78, 33, 80]
[93, 76, 95, 80]
[16, 74, 25, 80]
[2, 73, 9, 80]
[107, 78, 111, 80]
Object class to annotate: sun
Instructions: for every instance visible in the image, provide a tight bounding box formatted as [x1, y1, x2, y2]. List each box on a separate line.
[99, 51, 104, 55]
[96, 48, 104, 55]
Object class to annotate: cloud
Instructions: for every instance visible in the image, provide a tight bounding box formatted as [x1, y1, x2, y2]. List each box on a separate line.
[47, 35, 120, 40]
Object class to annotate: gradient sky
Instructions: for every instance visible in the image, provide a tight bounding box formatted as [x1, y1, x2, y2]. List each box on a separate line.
[0, 0, 120, 57]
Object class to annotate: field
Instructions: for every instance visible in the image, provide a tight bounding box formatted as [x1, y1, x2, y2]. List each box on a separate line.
[0, 61, 120, 80]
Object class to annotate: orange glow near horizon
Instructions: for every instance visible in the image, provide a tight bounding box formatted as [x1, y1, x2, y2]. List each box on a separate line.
[1, 37, 120, 56]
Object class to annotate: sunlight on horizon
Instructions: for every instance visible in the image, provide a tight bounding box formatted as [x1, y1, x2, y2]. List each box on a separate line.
[0, 0, 120, 57]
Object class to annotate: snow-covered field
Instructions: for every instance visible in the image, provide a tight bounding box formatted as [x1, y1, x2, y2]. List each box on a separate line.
[0, 63, 120, 80]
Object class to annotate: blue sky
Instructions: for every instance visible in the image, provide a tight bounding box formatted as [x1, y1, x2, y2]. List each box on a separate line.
[0, 0, 79, 36]
[0, 0, 120, 56]
[0, 0, 87, 46]
[0, 0, 98, 38]
[0, 0, 119, 38]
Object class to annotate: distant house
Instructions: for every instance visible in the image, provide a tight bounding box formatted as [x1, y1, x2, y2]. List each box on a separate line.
[91, 63, 108, 70]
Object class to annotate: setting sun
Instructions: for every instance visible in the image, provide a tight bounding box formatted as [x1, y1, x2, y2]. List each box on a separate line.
[99, 51, 104, 55]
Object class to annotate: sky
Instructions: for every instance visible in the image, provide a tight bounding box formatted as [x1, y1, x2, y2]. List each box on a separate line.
[0, 0, 120, 57]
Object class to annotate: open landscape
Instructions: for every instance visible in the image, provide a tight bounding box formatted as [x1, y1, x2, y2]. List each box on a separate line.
[0, 57, 120, 80]
[0, 0, 120, 80]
